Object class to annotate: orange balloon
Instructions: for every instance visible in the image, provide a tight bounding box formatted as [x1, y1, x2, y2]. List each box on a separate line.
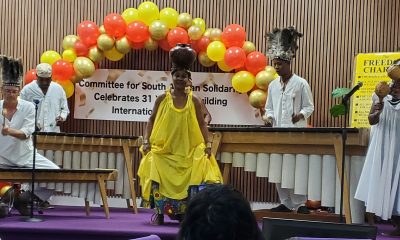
[103, 13, 127, 38]
[225, 47, 246, 69]
[245, 51, 267, 75]
[77, 20, 101, 47]
[167, 27, 189, 47]
[24, 69, 37, 85]
[126, 21, 150, 43]
[221, 24, 246, 48]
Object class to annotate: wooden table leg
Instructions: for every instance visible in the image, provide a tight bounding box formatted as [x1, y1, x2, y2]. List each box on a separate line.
[84, 198, 90, 216]
[333, 135, 352, 224]
[122, 140, 138, 214]
[97, 175, 110, 219]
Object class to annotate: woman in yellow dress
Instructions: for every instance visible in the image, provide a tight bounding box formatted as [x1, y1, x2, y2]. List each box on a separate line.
[138, 63, 223, 225]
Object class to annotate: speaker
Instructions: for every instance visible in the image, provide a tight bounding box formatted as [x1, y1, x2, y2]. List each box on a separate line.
[262, 218, 377, 240]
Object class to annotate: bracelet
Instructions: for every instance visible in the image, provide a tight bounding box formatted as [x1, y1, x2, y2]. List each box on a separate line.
[143, 139, 149, 144]
[206, 142, 212, 148]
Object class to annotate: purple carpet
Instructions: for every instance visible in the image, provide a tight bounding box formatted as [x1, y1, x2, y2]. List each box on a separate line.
[0, 206, 179, 240]
[0, 206, 396, 240]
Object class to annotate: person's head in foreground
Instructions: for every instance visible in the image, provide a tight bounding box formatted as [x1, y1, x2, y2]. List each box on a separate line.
[177, 184, 263, 240]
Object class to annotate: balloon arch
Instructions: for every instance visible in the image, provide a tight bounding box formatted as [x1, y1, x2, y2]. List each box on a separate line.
[23, 1, 277, 109]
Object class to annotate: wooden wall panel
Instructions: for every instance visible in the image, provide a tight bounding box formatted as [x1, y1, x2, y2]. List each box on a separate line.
[1, 0, 399, 202]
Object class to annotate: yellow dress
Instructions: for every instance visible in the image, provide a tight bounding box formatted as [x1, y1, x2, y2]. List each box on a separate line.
[138, 90, 223, 203]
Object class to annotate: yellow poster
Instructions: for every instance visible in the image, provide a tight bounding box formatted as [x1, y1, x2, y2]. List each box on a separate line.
[350, 52, 400, 128]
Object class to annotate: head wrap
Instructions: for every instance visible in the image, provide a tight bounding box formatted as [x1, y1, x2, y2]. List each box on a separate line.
[0, 55, 23, 87]
[266, 26, 303, 62]
[36, 63, 52, 78]
[169, 44, 196, 76]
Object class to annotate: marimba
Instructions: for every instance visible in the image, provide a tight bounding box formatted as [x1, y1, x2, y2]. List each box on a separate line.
[35, 132, 141, 213]
[209, 127, 370, 224]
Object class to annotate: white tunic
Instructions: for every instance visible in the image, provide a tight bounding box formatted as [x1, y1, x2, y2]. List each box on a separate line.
[20, 81, 69, 132]
[264, 74, 314, 127]
[355, 96, 400, 220]
[0, 99, 36, 166]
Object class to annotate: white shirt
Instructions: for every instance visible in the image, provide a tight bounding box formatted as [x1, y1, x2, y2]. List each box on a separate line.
[0, 99, 35, 166]
[264, 74, 314, 127]
[20, 81, 69, 132]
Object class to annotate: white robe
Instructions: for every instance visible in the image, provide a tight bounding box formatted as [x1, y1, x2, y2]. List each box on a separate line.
[355, 96, 400, 220]
[20, 81, 69, 132]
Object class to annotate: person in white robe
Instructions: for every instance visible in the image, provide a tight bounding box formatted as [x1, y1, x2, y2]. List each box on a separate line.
[262, 27, 314, 214]
[355, 62, 400, 236]
[20, 63, 69, 133]
[0, 56, 59, 215]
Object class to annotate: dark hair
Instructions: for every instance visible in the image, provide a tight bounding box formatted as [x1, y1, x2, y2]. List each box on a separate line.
[177, 184, 263, 240]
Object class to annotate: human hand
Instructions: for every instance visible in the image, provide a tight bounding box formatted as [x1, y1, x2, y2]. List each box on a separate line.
[55, 116, 64, 126]
[1, 126, 10, 136]
[204, 147, 211, 158]
[142, 142, 151, 154]
[373, 102, 384, 114]
[262, 116, 273, 127]
[292, 113, 304, 124]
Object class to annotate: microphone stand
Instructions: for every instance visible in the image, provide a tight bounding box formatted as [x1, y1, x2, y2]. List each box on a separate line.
[23, 100, 43, 222]
[338, 99, 348, 223]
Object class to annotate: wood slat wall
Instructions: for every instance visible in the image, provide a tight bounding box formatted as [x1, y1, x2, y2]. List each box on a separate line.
[1, 0, 399, 203]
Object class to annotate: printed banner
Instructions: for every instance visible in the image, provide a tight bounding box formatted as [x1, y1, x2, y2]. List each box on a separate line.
[350, 52, 400, 128]
[74, 69, 264, 125]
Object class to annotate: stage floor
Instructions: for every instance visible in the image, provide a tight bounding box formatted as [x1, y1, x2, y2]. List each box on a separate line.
[0, 206, 396, 240]
[0, 206, 179, 240]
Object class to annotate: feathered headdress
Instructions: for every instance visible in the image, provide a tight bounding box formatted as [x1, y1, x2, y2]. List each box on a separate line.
[0, 55, 23, 87]
[266, 26, 303, 62]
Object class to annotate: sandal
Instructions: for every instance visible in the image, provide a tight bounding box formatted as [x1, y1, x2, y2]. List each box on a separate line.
[150, 213, 164, 225]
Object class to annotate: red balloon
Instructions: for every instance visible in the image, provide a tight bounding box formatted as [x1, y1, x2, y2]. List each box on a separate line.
[24, 69, 37, 84]
[197, 36, 211, 52]
[103, 13, 127, 38]
[77, 20, 100, 47]
[126, 21, 150, 43]
[52, 60, 75, 81]
[221, 24, 246, 48]
[130, 41, 145, 49]
[167, 27, 189, 48]
[224, 47, 246, 69]
[245, 51, 267, 75]
[158, 38, 172, 52]
[74, 40, 89, 56]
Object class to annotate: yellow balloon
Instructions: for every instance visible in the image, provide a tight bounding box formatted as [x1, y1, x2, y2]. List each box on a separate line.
[88, 46, 104, 63]
[187, 25, 202, 40]
[255, 70, 275, 90]
[62, 35, 79, 50]
[210, 28, 222, 41]
[159, 8, 178, 29]
[217, 59, 233, 72]
[206, 41, 226, 62]
[73, 57, 95, 78]
[58, 80, 75, 98]
[242, 41, 256, 54]
[121, 8, 139, 24]
[104, 47, 124, 61]
[264, 65, 276, 75]
[198, 52, 215, 67]
[248, 89, 267, 108]
[138, 1, 160, 25]
[115, 37, 131, 54]
[149, 20, 168, 40]
[177, 13, 192, 29]
[40, 50, 61, 65]
[232, 71, 255, 93]
[203, 28, 212, 38]
[62, 49, 77, 63]
[97, 34, 115, 51]
[192, 18, 206, 34]
[144, 38, 158, 51]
